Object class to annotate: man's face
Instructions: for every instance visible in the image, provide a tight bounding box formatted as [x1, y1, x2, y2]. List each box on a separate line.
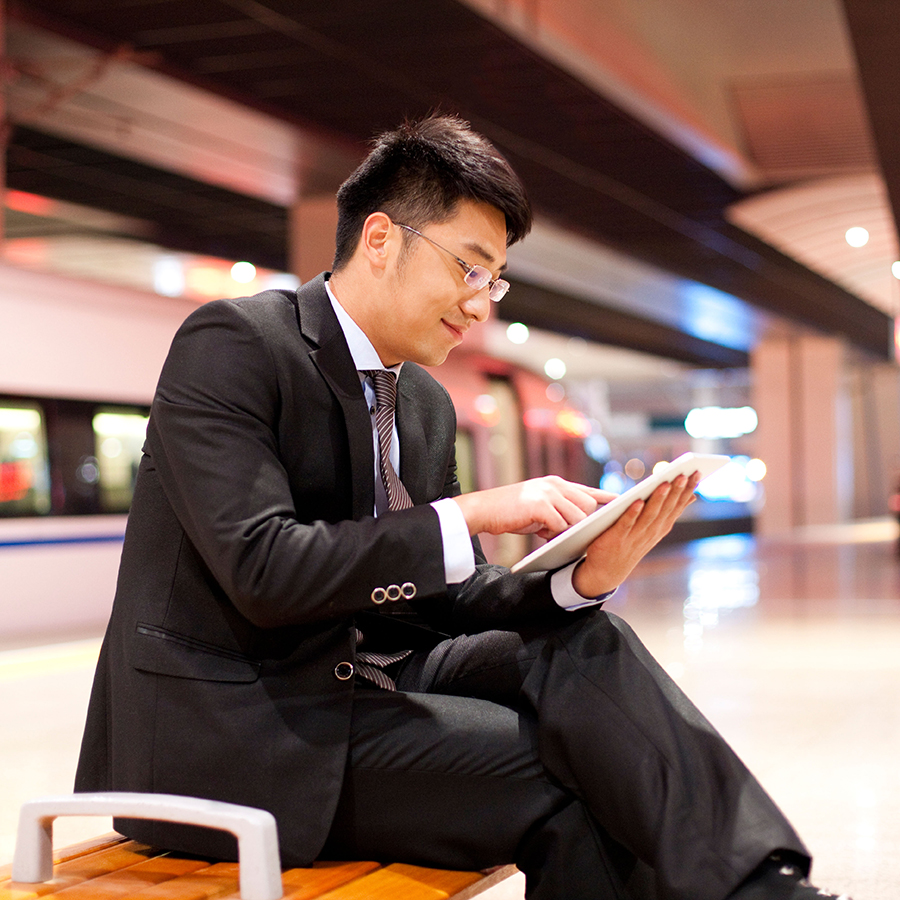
[374, 200, 508, 367]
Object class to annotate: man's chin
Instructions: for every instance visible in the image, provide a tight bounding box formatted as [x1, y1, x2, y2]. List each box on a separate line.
[408, 341, 454, 368]
[415, 354, 450, 370]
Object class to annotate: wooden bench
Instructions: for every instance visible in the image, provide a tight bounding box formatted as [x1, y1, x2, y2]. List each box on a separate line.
[1, 794, 524, 900]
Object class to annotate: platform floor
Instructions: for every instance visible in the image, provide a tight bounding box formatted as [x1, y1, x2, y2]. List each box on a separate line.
[3, 521, 899, 898]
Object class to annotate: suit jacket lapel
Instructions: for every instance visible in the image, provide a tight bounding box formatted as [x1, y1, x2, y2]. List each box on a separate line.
[396, 374, 429, 505]
[296, 276, 375, 521]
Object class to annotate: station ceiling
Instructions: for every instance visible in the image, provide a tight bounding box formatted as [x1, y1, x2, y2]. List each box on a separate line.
[842, 0, 900, 261]
[4, 0, 897, 365]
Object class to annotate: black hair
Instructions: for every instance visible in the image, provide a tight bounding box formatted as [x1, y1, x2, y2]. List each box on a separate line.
[332, 114, 532, 270]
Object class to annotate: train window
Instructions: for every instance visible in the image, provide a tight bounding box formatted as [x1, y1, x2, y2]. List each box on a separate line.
[486, 378, 528, 568]
[455, 428, 478, 494]
[93, 409, 149, 513]
[0, 403, 51, 516]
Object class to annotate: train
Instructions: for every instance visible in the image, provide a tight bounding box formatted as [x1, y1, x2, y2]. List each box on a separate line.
[1, 254, 761, 646]
[0, 259, 608, 645]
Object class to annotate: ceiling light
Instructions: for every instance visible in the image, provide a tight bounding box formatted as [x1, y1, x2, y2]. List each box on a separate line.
[506, 322, 529, 344]
[544, 358, 567, 380]
[231, 261, 257, 283]
[845, 226, 869, 248]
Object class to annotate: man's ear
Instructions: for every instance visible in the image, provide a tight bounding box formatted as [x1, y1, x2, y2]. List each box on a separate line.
[359, 212, 397, 271]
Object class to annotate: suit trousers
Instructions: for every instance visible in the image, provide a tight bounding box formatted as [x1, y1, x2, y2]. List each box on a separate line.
[319, 608, 809, 900]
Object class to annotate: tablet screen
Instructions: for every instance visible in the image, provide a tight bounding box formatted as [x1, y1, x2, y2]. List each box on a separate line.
[510, 452, 730, 574]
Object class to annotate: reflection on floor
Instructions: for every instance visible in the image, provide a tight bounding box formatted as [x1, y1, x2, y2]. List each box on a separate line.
[607, 521, 900, 899]
[2, 521, 899, 898]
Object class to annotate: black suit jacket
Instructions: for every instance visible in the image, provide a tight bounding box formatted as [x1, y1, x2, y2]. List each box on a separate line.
[75, 275, 558, 865]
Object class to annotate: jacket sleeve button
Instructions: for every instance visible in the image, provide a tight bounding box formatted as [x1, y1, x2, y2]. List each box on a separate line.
[386, 584, 402, 602]
[371, 587, 387, 604]
[401, 582, 417, 599]
[334, 662, 354, 680]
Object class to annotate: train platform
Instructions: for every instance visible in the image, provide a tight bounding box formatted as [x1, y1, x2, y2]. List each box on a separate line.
[2, 520, 899, 898]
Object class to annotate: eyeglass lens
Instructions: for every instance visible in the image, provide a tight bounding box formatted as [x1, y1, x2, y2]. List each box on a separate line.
[464, 267, 509, 301]
[396, 222, 508, 301]
[463, 268, 489, 289]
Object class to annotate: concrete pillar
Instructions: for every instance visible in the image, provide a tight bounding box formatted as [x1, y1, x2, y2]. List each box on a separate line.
[849, 359, 900, 517]
[751, 336, 794, 534]
[798, 334, 846, 524]
[751, 332, 851, 535]
[288, 194, 339, 283]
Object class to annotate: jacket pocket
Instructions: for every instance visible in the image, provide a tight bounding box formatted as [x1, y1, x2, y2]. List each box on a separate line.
[132, 623, 260, 683]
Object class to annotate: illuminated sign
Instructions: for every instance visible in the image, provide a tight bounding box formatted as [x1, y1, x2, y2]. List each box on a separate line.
[684, 406, 758, 440]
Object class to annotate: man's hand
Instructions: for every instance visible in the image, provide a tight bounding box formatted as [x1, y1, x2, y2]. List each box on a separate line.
[452, 476, 615, 540]
[571, 472, 701, 597]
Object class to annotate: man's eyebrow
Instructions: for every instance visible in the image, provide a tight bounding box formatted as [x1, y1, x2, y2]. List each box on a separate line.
[461, 241, 508, 273]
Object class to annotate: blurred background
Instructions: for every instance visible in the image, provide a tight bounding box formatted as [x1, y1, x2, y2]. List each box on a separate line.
[1, 2, 899, 896]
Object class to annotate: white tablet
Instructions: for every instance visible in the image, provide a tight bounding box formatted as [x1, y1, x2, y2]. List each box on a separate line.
[509, 452, 730, 574]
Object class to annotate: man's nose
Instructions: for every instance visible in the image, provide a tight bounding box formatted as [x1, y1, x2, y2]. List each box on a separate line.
[462, 287, 492, 323]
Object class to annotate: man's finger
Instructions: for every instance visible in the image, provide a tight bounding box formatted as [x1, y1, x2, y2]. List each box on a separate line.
[610, 498, 645, 534]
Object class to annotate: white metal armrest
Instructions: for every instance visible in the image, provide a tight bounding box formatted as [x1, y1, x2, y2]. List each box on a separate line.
[12, 792, 283, 900]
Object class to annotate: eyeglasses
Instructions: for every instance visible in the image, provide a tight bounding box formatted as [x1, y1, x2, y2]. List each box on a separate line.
[395, 222, 510, 302]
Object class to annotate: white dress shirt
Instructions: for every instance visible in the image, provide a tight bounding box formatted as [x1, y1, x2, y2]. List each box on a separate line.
[325, 280, 608, 610]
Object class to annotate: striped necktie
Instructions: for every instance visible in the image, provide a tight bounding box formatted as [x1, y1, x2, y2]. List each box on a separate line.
[365, 369, 413, 511]
[353, 628, 412, 691]
[355, 369, 414, 690]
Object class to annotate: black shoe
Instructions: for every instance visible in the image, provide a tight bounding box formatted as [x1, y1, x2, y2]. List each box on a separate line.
[728, 853, 853, 900]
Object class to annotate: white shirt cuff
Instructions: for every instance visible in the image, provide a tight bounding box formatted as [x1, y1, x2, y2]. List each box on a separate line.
[551, 559, 616, 610]
[431, 497, 476, 584]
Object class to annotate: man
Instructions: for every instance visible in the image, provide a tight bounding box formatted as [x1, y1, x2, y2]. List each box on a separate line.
[76, 115, 850, 900]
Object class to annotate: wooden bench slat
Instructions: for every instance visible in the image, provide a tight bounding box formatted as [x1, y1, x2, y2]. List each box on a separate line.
[0, 834, 129, 883]
[18, 854, 213, 900]
[0, 843, 160, 899]
[104, 861, 243, 900]
[49, 834, 129, 867]
[2, 841, 493, 900]
[268, 862, 382, 900]
[312, 863, 484, 900]
[117, 860, 384, 900]
[209, 861, 382, 900]
[449, 865, 522, 900]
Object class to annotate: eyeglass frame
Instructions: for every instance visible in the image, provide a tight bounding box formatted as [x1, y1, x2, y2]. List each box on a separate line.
[394, 222, 510, 302]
